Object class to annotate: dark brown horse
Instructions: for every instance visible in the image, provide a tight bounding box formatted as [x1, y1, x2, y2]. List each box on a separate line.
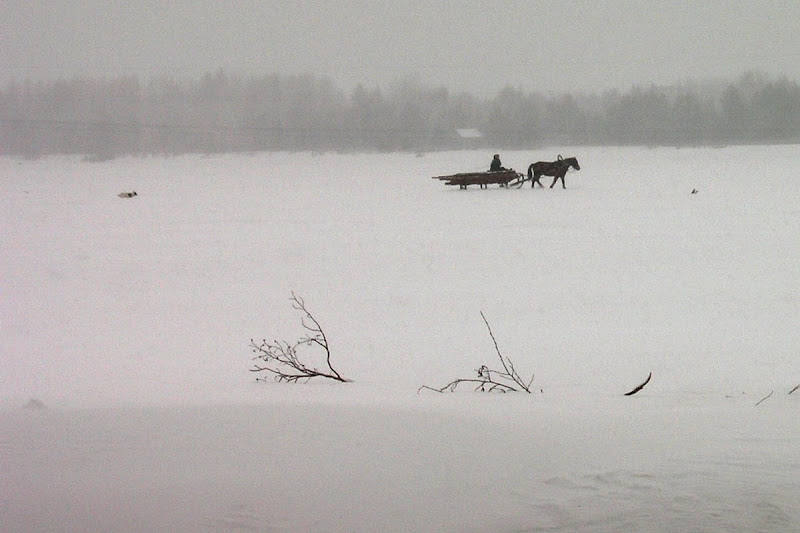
[526, 155, 580, 188]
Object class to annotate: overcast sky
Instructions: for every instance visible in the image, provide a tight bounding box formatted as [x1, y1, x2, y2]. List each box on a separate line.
[3, 1, 799, 95]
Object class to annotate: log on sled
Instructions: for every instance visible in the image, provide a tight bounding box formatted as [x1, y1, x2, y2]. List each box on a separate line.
[432, 169, 524, 189]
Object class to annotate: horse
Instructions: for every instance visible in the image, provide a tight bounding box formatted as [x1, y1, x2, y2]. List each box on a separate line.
[526, 155, 580, 189]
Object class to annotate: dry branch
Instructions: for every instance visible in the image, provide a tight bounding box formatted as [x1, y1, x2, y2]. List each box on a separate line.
[789, 384, 800, 395]
[250, 292, 349, 383]
[755, 390, 774, 406]
[419, 312, 534, 394]
[624, 372, 652, 396]
[419, 377, 517, 394]
[480, 312, 535, 393]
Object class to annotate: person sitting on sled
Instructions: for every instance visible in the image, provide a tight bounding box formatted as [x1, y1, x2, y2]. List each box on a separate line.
[489, 154, 506, 172]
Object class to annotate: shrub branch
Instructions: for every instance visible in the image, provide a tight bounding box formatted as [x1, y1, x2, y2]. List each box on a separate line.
[624, 372, 652, 396]
[755, 390, 774, 406]
[250, 292, 349, 383]
[419, 312, 534, 394]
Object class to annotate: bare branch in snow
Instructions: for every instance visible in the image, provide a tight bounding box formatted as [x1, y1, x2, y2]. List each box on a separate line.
[624, 372, 652, 396]
[755, 390, 774, 406]
[419, 312, 535, 394]
[250, 292, 349, 383]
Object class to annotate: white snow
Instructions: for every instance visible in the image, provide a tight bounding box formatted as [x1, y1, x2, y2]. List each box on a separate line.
[2, 146, 799, 532]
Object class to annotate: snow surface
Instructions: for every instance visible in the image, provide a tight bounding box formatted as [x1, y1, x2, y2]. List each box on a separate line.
[2, 146, 799, 531]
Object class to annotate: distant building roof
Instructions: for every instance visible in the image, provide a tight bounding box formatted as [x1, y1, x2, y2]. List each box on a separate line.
[456, 128, 483, 139]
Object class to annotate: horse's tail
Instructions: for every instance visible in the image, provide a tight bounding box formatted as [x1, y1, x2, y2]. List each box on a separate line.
[527, 164, 533, 178]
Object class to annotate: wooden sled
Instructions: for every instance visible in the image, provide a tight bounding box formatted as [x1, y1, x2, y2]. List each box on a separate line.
[432, 169, 524, 189]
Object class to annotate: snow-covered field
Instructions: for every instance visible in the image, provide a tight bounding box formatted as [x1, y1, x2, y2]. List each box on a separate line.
[2, 146, 799, 532]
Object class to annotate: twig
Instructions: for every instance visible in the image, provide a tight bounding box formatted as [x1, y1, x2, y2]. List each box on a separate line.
[250, 293, 349, 383]
[789, 384, 800, 395]
[624, 372, 652, 396]
[755, 390, 774, 406]
[418, 378, 516, 394]
[290, 291, 346, 382]
[480, 311, 533, 393]
[419, 313, 534, 394]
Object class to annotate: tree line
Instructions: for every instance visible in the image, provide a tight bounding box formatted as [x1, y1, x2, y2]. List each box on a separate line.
[1, 70, 798, 159]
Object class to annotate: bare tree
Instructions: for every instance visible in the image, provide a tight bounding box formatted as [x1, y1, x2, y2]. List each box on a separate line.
[419, 312, 535, 393]
[250, 292, 349, 383]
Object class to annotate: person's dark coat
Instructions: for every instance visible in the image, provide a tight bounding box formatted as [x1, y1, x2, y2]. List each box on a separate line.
[490, 154, 505, 171]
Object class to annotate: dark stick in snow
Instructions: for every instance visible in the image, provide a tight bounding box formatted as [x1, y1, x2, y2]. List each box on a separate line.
[755, 391, 774, 406]
[624, 372, 652, 396]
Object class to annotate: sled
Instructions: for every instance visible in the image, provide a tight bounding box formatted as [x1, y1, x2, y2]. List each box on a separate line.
[431, 169, 524, 189]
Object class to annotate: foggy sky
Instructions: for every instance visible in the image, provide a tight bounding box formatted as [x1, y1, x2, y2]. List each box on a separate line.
[3, 1, 799, 95]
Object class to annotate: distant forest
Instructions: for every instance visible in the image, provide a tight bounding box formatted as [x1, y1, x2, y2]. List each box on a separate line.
[1, 70, 799, 159]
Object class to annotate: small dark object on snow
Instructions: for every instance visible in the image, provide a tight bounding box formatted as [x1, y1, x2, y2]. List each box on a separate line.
[23, 398, 47, 410]
[691, 189, 698, 194]
[118, 191, 137, 198]
[624, 372, 652, 396]
[755, 390, 774, 406]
